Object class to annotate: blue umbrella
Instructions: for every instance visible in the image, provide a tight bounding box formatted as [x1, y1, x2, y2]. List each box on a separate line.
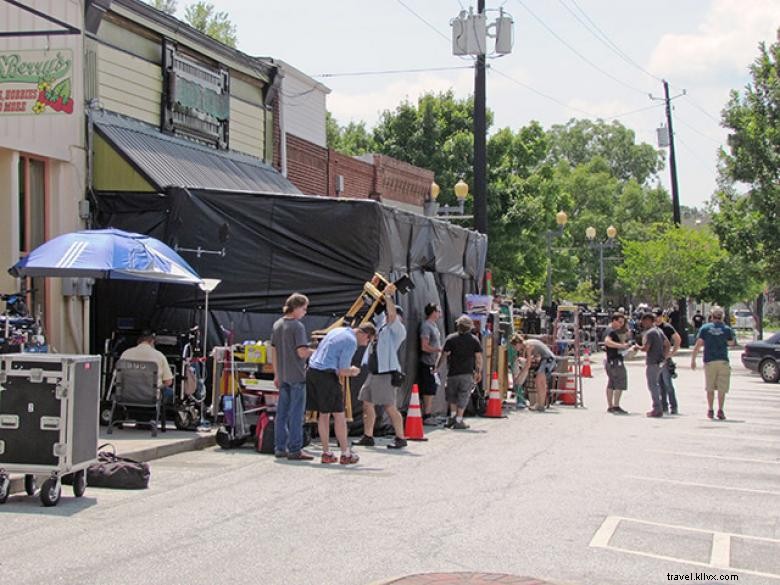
[9, 228, 202, 285]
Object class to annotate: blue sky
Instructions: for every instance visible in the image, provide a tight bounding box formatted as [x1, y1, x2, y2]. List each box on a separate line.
[204, 0, 780, 208]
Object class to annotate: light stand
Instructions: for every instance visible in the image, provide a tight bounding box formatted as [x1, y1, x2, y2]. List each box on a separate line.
[197, 278, 221, 431]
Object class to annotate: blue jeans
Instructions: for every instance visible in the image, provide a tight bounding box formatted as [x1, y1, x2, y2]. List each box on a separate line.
[274, 381, 306, 454]
[645, 363, 663, 412]
[659, 362, 677, 411]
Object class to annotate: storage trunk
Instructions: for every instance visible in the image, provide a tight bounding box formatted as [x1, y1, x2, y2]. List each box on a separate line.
[0, 354, 101, 505]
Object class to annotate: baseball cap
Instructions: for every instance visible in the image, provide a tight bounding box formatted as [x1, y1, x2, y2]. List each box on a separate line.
[652, 307, 663, 317]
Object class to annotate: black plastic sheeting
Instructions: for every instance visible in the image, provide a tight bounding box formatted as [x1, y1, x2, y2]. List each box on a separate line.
[92, 187, 487, 413]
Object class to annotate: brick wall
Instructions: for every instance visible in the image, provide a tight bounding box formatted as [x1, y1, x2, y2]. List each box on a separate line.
[273, 111, 431, 208]
[328, 150, 375, 198]
[373, 154, 433, 207]
[286, 134, 328, 195]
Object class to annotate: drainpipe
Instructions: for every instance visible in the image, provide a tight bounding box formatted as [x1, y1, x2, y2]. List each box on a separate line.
[278, 70, 287, 177]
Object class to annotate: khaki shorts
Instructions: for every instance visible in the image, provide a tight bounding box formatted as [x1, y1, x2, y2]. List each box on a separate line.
[704, 360, 731, 393]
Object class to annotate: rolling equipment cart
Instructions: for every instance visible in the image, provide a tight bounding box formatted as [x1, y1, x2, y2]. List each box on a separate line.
[0, 354, 101, 506]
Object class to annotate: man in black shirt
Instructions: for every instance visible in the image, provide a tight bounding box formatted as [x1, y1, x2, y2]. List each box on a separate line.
[654, 308, 682, 414]
[604, 312, 631, 414]
[692, 310, 704, 336]
[436, 315, 483, 430]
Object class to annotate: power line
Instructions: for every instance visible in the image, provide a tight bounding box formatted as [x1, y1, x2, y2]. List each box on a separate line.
[564, 0, 663, 84]
[674, 115, 723, 144]
[395, 0, 451, 44]
[682, 93, 722, 125]
[313, 65, 473, 78]
[491, 66, 597, 117]
[512, 0, 650, 96]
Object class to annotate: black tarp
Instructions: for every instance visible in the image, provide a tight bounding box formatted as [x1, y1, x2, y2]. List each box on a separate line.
[92, 187, 487, 412]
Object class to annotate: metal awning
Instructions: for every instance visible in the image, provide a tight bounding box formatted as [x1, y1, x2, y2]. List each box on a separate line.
[91, 109, 301, 195]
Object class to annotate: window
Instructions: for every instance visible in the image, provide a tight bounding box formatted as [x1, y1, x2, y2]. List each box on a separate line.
[18, 155, 48, 323]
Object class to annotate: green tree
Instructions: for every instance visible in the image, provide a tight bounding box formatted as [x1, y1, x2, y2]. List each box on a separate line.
[147, 0, 177, 14]
[714, 30, 780, 279]
[698, 253, 763, 308]
[326, 112, 376, 155]
[183, 1, 237, 47]
[617, 226, 722, 305]
[547, 119, 664, 184]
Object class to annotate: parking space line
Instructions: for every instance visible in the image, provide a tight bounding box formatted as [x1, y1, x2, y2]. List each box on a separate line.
[626, 475, 780, 497]
[590, 516, 780, 581]
[674, 431, 780, 444]
[710, 533, 731, 569]
[648, 449, 780, 464]
[589, 515, 621, 548]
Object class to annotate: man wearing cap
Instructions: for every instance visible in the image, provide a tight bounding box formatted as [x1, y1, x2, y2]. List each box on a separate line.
[691, 306, 736, 420]
[120, 330, 174, 404]
[437, 315, 483, 429]
[654, 308, 682, 414]
[633, 312, 670, 417]
[352, 284, 408, 450]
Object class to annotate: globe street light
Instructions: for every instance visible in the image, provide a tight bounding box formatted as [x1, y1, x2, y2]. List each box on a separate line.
[586, 225, 617, 309]
[545, 210, 568, 310]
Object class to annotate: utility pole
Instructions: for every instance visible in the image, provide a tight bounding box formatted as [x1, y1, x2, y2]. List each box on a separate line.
[653, 80, 688, 345]
[663, 80, 682, 225]
[474, 0, 488, 236]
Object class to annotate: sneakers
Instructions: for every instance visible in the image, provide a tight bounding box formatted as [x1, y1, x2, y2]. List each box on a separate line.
[339, 452, 360, 465]
[452, 420, 470, 430]
[387, 437, 408, 450]
[351, 435, 375, 447]
[607, 406, 617, 413]
[423, 416, 439, 426]
[321, 452, 338, 464]
[612, 406, 629, 415]
[670, 408, 679, 415]
[707, 409, 715, 419]
[717, 409, 726, 420]
[274, 450, 289, 459]
[646, 410, 663, 418]
[287, 451, 314, 461]
[444, 417, 455, 429]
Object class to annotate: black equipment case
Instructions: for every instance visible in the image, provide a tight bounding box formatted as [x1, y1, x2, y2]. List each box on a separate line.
[0, 354, 101, 506]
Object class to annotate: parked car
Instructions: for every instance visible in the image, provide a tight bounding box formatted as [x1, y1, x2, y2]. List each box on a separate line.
[741, 332, 780, 383]
[732, 309, 755, 330]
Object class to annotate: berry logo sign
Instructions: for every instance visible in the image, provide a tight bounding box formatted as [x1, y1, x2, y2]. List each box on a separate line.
[0, 50, 73, 115]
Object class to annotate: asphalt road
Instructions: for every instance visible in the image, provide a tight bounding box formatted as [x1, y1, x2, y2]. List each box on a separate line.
[1, 350, 778, 585]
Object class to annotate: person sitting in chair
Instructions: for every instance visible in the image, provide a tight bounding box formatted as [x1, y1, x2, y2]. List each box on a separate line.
[120, 330, 174, 404]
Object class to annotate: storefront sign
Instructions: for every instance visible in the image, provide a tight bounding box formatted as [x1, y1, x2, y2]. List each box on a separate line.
[0, 49, 73, 115]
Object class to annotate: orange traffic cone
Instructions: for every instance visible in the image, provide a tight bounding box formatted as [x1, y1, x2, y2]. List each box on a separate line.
[484, 372, 505, 418]
[560, 365, 577, 405]
[581, 349, 593, 378]
[404, 384, 428, 441]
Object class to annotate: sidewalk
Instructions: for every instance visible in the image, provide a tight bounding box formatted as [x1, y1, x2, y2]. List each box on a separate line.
[6, 426, 216, 495]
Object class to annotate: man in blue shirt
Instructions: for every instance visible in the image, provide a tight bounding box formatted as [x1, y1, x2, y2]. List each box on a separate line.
[691, 306, 736, 420]
[307, 322, 376, 464]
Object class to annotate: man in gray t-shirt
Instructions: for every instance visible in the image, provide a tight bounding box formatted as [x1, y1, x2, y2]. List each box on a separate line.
[634, 312, 670, 417]
[270, 293, 314, 460]
[417, 303, 443, 422]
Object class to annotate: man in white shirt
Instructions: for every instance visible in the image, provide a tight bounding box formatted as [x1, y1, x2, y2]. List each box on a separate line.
[120, 330, 174, 403]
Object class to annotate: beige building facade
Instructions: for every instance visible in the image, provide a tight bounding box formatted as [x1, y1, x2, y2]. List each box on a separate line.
[0, 0, 86, 352]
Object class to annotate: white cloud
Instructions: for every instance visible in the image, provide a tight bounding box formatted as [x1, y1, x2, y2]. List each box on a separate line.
[327, 70, 473, 126]
[648, 0, 780, 79]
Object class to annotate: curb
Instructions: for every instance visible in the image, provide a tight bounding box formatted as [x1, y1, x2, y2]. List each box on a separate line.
[6, 433, 216, 496]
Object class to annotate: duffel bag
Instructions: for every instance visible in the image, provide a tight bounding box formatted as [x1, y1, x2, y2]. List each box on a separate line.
[70, 443, 150, 489]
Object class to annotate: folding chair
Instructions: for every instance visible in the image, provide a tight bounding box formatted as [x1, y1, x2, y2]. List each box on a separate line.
[107, 359, 165, 437]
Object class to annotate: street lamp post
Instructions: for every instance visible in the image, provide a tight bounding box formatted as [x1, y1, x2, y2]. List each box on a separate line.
[425, 179, 471, 220]
[545, 211, 568, 309]
[585, 225, 617, 309]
